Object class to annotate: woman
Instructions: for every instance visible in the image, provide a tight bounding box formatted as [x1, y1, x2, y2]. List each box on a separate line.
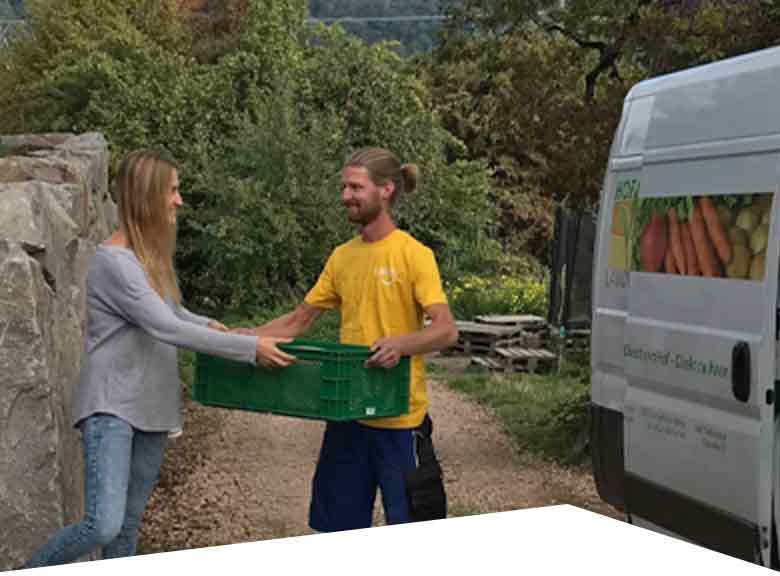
[23, 149, 295, 567]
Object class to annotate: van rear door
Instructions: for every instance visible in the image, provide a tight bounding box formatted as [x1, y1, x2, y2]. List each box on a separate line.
[622, 150, 778, 564]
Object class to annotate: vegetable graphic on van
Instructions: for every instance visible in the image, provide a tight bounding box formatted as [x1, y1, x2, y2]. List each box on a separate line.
[608, 191, 771, 280]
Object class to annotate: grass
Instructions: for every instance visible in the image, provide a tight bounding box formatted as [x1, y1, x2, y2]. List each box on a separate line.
[441, 352, 591, 467]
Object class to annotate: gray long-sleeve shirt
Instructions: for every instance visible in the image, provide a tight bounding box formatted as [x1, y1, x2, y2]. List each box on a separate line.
[71, 245, 258, 431]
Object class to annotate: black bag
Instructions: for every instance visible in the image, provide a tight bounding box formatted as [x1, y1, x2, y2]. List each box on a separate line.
[405, 413, 447, 522]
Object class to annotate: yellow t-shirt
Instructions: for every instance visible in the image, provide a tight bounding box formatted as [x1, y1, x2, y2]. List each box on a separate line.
[304, 229, 448, 429]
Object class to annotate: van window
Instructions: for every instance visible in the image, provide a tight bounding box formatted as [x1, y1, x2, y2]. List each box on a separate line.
[619, 97, 653, 156]
[646, 67, 780, 149]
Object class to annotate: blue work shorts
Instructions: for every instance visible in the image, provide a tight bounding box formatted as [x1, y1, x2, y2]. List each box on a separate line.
[309, 420, 417, 532]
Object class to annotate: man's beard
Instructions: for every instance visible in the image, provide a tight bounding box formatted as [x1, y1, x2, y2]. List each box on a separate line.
[346, 201, 382, 226]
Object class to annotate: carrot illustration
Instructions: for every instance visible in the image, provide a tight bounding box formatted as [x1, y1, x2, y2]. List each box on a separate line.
[690, 203, 720, 277]
[680, 221, 699, 275]
[665, 248, 677, 274]
[699, 197, 732, 265]
[668, 207, 687, 275]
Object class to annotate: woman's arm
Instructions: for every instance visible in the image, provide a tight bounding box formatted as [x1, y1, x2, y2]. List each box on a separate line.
[173, 302, 212, 327]
[100, 251, 294, 367]
[174, 303, 229, 332]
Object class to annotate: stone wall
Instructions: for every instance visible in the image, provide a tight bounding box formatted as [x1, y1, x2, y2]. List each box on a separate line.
[0, 133, 116, 567]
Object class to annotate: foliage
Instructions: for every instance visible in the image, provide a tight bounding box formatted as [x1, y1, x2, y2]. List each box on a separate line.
[446, 357, 591, 466]
[430, 0, 780, 264]
[447, 270, 548, 320]
[448, 1, 780, 91]
[0, 0, 191, 134]
[0, 0, 504, 317]
[176, 21, 504, 315]
[426, 30, 635, 262]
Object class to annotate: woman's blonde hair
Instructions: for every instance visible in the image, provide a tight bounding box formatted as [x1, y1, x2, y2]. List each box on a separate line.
[345, 147, 418, 206]
[116, 149, 181, 303]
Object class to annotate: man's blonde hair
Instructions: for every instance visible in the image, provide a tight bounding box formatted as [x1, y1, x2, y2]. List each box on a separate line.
[116, 149, 181, 303]
[345, 147, 418, 206]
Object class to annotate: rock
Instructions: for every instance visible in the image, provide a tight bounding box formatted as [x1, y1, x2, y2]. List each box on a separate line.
[1, 133, 75, 151]
[0, 132, 113, 569]
[0, 240, 68, 565]
[0, 132, 116, 242]
[0, 181, 81, 305]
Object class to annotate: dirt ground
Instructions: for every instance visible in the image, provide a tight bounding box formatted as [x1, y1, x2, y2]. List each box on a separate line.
[138, 370, 621, 553]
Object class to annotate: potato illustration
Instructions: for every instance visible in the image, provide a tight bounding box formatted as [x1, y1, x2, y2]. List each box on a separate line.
[750, 251, 766, 281]
[750, 223, 769, 254]
[736, 207, 759, 233]
[728, 226, 749, 247]
[726, 244, 751, 279]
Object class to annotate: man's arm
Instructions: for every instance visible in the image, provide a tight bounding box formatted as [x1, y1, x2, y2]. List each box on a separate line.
[242, 302, 326, 339]
[365, 303, 458, 368]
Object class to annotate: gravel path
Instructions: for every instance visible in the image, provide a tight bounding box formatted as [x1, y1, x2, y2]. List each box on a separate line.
[138, 376, 620, 553]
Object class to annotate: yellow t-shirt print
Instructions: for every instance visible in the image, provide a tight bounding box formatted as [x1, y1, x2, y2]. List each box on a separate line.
[304, 229, 448, 429]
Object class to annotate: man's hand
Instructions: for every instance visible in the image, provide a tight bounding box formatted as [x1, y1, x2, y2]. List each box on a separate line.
[365, 337, 404, 369]
[208, 320, 229, 332]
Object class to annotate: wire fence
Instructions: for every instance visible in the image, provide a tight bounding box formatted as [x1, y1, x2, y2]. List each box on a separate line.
[0, 18, 24, 47]
[306, 15, 448, 24]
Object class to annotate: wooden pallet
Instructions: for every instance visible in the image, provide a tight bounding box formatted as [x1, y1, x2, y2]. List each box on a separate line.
[454, 321, 524, 354]
[474, 314, 548, 333]
[454, 318, 552, 355]
[452, 333, 546, 355]
[455, 321, 525, 337]
[470, 346, 558, 374]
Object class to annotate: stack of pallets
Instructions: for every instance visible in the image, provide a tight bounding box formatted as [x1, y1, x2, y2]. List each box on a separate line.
[453, 315, 558, 374]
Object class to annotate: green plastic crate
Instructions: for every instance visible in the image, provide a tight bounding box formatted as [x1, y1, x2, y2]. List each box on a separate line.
[192, 339, 410, 421]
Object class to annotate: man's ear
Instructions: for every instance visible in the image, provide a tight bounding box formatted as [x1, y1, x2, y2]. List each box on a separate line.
[381, 181, 395, 201]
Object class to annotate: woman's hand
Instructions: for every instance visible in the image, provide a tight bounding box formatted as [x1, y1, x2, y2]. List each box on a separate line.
[257, 336, 296, 368]
[230, 327, 257, 336]
[208, 320, 229, 332]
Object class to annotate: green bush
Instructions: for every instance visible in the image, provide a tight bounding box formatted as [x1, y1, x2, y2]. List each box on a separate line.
[447, 271, 548, 321]
[225, 301, 342, 344]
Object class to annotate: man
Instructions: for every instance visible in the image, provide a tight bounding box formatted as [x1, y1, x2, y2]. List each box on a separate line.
[243, 147, 458, 531]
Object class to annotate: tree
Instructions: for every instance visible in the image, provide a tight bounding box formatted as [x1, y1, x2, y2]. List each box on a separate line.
[0, 0, 506, 315]
[447, 0, 780, 102]
[431, 0, 780, 263]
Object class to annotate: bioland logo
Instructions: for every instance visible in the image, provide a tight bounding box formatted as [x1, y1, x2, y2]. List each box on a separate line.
[375, 266, 399, 286]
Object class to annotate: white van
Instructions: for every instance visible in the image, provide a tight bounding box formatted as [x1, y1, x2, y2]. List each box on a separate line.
[591, 45, 780, 568]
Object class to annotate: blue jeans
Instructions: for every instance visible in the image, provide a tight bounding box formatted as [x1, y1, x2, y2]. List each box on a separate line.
[25, 414, 168, 567]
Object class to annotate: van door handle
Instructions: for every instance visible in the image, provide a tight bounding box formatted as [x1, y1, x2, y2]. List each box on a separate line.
[732, 341, 750, 403]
